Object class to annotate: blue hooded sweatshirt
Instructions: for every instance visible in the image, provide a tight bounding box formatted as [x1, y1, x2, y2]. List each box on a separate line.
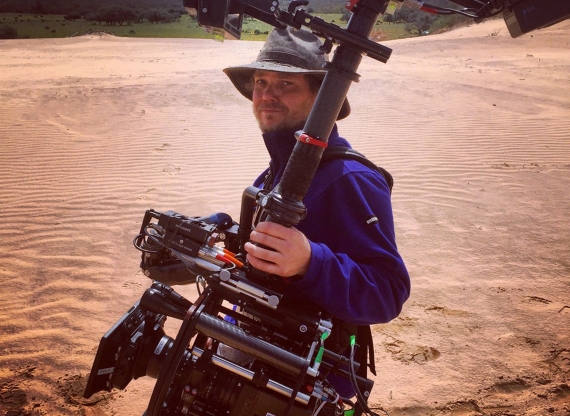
[247, 125, 411, 399]
[254, 125, 410, 326]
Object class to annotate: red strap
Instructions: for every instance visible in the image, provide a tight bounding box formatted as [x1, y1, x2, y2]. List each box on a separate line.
[297, 133, 328, 148]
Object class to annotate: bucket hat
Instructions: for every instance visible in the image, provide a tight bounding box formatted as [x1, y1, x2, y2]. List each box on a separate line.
[223, 27, 350, 120]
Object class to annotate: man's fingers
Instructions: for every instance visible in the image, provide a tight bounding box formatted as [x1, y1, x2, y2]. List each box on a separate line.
[245, 223, 311, 277]
[244, 241, 280, 263]
[252, 221, 291, 239]
[249, 230, 283, 252]
[246, 254, 276, 274]
[244, 243, 279, 274]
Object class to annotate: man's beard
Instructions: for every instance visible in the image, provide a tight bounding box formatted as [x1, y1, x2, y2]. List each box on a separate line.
[254, 104, 308, 134]
[257, 118, 306, 134]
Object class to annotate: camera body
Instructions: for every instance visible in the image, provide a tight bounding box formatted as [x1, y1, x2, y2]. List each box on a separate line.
[84, 209, 373, 416]
[503, 0, 570, 37]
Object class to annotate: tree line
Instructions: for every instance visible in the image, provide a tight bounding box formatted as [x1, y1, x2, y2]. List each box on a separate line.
[339, 4, 471, 36]
[79, 5, 186, 26]
[0, 0, 184, 16]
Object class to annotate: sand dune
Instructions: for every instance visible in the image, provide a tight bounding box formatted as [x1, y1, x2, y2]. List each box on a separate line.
[1, 18, 569, 416]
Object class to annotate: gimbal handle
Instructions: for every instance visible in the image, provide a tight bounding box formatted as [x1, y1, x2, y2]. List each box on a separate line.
[259, 0, 392, 226]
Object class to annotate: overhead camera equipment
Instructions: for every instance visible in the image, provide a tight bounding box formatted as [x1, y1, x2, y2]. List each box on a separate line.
[84, 1, 569, 415]
[184, 0, 570, 40]
[503, 0, 570, 38]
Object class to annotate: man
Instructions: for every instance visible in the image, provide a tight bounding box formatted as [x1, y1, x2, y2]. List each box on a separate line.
[223, 27, 410, 411]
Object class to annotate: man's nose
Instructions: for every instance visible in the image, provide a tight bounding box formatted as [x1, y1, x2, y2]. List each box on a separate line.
[262, 83, 279, 101]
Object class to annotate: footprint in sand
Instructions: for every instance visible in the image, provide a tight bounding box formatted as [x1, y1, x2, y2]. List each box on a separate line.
[384, 339, 441, 365]
[491, 378, 528, 394]
[155, 143, 171, 151]
[122, 280, 142, 290]
[163, 164, 181, 174]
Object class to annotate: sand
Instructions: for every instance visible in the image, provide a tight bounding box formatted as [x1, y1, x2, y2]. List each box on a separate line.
[0, 18, 569, 416]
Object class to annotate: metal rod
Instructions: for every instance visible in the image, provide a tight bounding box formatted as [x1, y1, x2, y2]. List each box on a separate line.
[192, 347, 311, 405]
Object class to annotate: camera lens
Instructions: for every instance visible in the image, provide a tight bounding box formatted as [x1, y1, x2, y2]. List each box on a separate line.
[146, 335, 174, 379]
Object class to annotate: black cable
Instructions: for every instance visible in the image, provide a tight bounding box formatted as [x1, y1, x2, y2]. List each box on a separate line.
[133, 223, 166, 253]
[422, 0, 504, 19]
[348, 344, 390, 416]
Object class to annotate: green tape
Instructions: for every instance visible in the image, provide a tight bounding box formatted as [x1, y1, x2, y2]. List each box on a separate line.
[315, 347, 324, 364]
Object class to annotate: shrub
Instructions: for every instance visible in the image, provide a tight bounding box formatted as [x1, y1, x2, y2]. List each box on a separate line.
[429, 14, 471, 33]
[64, 12, 82, 21]
[0, 25, 17, 39]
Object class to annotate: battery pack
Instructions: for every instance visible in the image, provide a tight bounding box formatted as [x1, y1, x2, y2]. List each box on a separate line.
[504, 0, 570, 37]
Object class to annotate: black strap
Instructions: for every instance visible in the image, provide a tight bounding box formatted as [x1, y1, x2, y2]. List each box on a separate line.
[355, 325, 377, 377]
[324, 321, 377, 378]
[261, 146, 392, 194]
[321, 146, 393, 194]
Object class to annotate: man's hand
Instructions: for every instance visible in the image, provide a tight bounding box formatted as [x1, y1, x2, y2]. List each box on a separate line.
[244, 221, 311, 278]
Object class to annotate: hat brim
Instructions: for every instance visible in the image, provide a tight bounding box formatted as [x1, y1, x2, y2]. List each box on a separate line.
[223, 63, 351, 120]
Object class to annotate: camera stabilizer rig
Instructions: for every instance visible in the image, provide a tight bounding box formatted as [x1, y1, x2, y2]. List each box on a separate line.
[83, 0, 570, 415]
[84, 207, 374, 416]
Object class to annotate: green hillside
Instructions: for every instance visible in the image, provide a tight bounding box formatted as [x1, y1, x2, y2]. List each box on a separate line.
[0, 11, 413, 41]
[0, 0, 183, 15]
[0, 0, 473, 40]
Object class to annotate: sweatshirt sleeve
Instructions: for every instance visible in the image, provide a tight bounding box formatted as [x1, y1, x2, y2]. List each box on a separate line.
[291, 163, 410, 325]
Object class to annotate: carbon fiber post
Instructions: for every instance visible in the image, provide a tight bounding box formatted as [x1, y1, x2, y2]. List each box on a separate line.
[195, 312, 310, 376]
[261, 1, 389, 226]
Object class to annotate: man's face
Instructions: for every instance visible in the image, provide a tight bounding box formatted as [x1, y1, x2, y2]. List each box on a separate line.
[252, 70, 318, 134]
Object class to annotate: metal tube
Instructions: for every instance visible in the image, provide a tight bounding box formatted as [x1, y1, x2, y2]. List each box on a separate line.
[195, 312, 310, 376]
[191, 347, 311, 405]
[265, 2, 386, 225]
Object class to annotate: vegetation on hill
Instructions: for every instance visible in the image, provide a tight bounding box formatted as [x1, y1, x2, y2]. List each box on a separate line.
[0, 0, 475, 40]
[0, 0, 183, 15]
